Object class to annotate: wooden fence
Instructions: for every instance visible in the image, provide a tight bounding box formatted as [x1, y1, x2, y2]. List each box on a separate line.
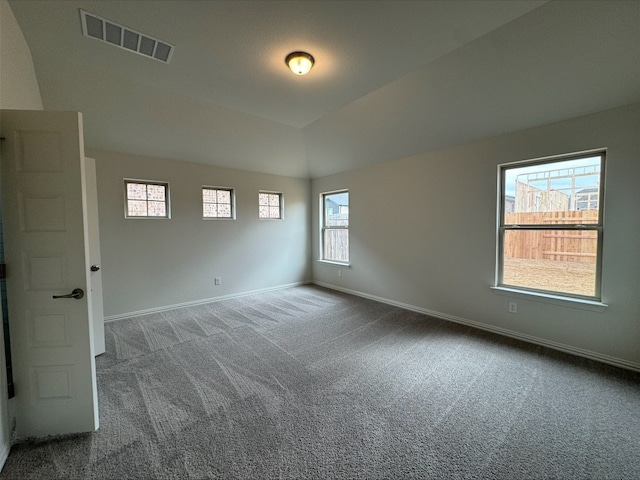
[504, 210, 598, 264]
[324, 229, 349, 262]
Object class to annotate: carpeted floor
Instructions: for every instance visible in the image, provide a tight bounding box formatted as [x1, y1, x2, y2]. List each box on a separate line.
[2, 285, 640, 479]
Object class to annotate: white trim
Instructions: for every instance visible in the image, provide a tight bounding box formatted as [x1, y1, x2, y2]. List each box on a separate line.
[313, 281, 640, 373]
[491, 286, 607, 312]
[317, 260, 350, 267]
[505, 147, 607, 168]
[104, 281, 310, 323]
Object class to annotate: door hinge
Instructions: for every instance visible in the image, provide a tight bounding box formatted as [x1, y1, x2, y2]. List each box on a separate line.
[0, 264, 6, 280]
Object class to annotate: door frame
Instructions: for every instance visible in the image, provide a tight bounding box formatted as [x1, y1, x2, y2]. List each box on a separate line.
[0, 142, 11, 470]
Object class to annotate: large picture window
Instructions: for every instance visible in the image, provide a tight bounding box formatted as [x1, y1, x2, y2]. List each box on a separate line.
[497, 151, 605, 300]
[321, 190, 349, 263]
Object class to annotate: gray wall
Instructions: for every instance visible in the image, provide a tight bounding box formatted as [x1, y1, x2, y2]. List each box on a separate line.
[0, 0, 42, 110]
[312, 103, 640, 368]
[89, 149, 311, 318]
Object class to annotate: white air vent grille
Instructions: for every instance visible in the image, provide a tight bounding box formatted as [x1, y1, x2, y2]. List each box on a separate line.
[80, 9, 174, 64]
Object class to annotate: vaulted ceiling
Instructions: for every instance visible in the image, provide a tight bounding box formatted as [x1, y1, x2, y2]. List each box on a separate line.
[8, 1, 640, 178]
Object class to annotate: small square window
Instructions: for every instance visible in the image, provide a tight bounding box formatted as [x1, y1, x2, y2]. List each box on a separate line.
[203, 187, 235, 219]
[124, 180, 170, 218]
[258, 191, 283, 219]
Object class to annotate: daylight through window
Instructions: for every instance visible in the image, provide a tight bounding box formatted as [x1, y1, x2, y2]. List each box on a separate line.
[498, 151, 605, 300]
[125, 180, 169, 218]
[203, 187, 234, 219]
[322, 190, 349, 263]
[259, 192, 283, 219]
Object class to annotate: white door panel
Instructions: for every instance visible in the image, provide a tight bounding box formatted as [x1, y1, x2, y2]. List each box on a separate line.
[83, 157, 105, 356]
[1, 110, 98, 437]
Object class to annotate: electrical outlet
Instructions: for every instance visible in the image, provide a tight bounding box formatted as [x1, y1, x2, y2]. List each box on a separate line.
[338, 270, 342, 278]
[215, 277, 222, 285]
[508, 302, 517, 314]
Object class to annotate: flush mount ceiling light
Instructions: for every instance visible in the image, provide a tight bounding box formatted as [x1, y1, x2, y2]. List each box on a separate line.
[285, 51, 315, 75]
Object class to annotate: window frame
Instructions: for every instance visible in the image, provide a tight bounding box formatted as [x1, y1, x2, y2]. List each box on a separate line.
[321, 189, 349, 265]
[496, 149, 606, 302]
[258, 191, 283, 220]
[202, 186, 236, 220]
[124, 179, 170, 219]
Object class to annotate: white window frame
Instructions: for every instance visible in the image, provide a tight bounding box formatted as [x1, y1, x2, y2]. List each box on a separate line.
[321, 189, 349, 265]
[496, 149, 605, 302]
[124, 179, 170, 219]
[202, 186, 236, 220]
[258, 191, 283, 220]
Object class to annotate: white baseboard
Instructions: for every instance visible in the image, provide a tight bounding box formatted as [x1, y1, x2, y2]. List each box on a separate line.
[104, 281, 311, 323]
[314, 281, 640, 373]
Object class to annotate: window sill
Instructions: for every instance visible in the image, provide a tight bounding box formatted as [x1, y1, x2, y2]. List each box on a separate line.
[491, 286, 607, 312]
[318, 260, 351, 268]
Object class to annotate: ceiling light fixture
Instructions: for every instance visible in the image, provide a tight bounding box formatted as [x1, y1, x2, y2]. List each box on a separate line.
[285, 51, 314, 76]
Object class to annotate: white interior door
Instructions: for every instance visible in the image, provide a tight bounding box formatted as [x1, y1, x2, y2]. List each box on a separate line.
[0, 110, 99, 437]
[83, 157, 105, 356]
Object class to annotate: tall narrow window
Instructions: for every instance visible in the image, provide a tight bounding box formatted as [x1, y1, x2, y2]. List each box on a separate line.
[259, 191, 283, 219]
[203, 187, 235, 219]
[124, 180, 170, 218]
[322, 190, 349, 263]
[497, 151, 605, 300]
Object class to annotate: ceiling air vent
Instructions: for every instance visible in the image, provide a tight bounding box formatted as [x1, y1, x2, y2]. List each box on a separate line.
[80, 9, 174, 64]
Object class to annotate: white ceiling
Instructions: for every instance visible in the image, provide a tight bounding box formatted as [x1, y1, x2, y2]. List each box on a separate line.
[8, 1, 640, 178]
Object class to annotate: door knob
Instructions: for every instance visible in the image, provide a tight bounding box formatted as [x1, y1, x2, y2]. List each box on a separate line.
[53, 288, 84, 300]
[90, 265, 100, 272]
